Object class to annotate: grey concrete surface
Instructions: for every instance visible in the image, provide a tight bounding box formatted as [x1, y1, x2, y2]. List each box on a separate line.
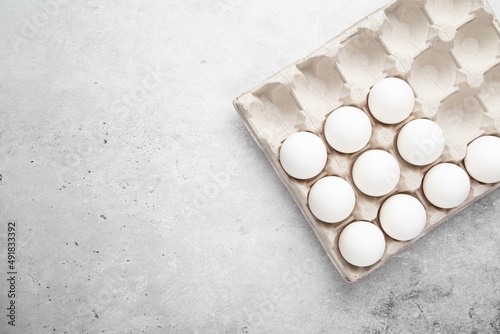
[0, 0, 499, 333]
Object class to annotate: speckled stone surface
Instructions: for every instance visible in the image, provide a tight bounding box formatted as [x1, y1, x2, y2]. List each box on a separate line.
[0, 0, 499, 333]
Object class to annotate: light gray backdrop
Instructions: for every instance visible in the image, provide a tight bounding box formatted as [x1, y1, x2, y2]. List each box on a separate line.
[0, 0, 499, 333]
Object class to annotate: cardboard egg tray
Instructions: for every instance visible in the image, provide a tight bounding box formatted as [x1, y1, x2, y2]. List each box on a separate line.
[233, 0, 500, 282]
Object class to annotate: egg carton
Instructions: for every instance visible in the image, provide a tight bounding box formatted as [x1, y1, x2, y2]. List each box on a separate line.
[233, 0, 500, 282]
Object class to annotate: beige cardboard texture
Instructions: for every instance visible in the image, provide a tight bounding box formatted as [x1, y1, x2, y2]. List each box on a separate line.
[234, 0, 500, 282]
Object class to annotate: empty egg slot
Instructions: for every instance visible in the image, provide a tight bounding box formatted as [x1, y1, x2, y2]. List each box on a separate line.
[381, 2, 431, 59]
[479, 63, 500, 119]
[291, 55, 345, 118]
[408, 47, 459, 103]
[452, 14, 500, 73]
[424, 0, 474, 28]
[435, 88, 485, 162]
[337, 28, 390, 88]
[254, 81, 315, 135]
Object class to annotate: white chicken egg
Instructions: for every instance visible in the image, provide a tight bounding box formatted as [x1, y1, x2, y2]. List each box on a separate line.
[397, 119, 446, 166]
[308, 176, 356, 223]
[338, 221, 386, 267]
[368, 77, 415, 124]
[464, 135, 500, 184]
[352, 149, 401, 197]
[379, 194, 426, 241]
[423, 163, 470, 209]
[324, 106, 372, 154]
[279, 132, 327, 180]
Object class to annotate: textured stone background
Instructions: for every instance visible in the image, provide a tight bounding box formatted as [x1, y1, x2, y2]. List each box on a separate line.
[0, 0, 499, 333]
